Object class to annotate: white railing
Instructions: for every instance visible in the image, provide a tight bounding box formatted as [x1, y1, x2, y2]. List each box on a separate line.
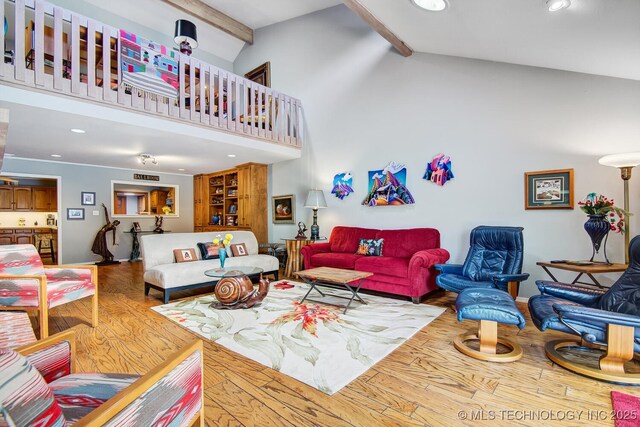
[0, 0, 303, 148]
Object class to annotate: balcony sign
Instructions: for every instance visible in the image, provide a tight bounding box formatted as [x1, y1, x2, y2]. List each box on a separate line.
[134, 174, 160, 181]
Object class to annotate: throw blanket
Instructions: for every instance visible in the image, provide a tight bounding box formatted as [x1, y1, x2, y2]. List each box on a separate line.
[119, 30, 179, 99]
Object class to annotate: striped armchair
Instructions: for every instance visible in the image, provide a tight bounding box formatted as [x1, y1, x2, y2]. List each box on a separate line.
[0, 244, 98, 338]
[0, 331, 204, 426]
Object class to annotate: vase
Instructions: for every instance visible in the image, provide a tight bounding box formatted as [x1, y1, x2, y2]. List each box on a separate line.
[218, 248, 227, 269]
[212, 215, 220, 225]
[584, 214, 611, 263]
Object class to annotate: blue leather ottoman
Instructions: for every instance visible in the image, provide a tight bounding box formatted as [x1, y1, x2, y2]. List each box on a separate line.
[454, 288, 526, 362]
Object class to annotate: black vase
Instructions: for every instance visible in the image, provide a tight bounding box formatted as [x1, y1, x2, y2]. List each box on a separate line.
[584, 214, 611, 263]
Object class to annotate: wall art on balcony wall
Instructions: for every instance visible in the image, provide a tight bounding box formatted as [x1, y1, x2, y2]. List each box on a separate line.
[423, 153, 454, 186]
[119, 30, 179, 99]
[331, 172, 354, 200]
[362, 162, 415, 206]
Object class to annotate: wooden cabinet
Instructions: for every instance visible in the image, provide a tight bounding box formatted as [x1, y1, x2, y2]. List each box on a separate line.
[13, 187, 32, 211]
[0, 228, 57, 246]
[193, 174, 205, 229]
[0, 186, 57, 212]
[150, 190, 168, 214]
[194, 163, 268, 245]
[0, 188, 13, 211]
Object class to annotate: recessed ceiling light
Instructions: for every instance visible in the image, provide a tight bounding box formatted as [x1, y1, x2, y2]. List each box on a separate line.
[546, 0, 571, 12]
[178, 168, 185, 171]
[70, 128, 85, 134]
[411, 0, 448, 12]
[227, 154, 236, 158]
[51, 154, 62, 158]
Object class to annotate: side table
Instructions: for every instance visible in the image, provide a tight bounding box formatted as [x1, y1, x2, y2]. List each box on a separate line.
[282, 237, 326, 277]
[536, 261, 627, 288]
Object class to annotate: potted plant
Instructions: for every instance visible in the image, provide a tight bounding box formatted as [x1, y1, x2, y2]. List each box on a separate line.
[578, 193, 629, 263]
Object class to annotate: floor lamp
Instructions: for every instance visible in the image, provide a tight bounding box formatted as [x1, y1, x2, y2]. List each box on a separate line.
[598, 152, 640, 264]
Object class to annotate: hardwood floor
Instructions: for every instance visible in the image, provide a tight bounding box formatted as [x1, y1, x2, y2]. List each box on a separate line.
[37, 262, 639, 426]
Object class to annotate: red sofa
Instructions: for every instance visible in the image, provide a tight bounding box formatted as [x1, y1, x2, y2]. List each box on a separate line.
[300, 226, 450, 303]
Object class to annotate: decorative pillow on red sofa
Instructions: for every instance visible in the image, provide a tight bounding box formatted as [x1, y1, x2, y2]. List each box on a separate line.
[356, 238, 384, 256]
[329, 226, 378, 253]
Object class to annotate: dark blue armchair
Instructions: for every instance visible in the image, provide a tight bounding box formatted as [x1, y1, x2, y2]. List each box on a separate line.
[435, 226, 529, 298]
[528, 235, 640, 384]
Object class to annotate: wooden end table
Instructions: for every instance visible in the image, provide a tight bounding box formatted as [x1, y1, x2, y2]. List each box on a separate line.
[282, 237, 326, 277]
[536, 261, 627, 288]
[295, 267, 373, 314]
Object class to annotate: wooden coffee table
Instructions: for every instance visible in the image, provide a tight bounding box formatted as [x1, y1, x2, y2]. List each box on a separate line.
[295, 267, 373, 314]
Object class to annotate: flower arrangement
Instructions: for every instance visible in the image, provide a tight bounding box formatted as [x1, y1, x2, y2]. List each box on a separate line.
[578, 193, 629, 233]
[213, 233, 234, 248]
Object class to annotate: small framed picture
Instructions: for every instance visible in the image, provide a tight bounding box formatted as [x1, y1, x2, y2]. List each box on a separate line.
[525, 169, 574, 209]
[132, 222, 142, 232]
[272, 194, 295, 224]
[81, 192, 96, 206]
[67, 208, 85, 220]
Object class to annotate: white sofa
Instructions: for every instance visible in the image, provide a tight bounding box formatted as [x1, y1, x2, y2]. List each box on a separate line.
[140, 230, 279, 303]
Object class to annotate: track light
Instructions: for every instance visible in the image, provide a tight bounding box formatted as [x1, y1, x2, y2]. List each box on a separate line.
[138, 153, 157, 165]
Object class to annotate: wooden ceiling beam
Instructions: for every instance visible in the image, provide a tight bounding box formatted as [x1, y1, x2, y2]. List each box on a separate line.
[160, 0, 253, 45]
[342, 0, 412, 57]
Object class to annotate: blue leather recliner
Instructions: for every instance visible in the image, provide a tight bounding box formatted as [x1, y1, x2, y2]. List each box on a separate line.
[528, 235, 640, 384]
[435, 226, 529, 298]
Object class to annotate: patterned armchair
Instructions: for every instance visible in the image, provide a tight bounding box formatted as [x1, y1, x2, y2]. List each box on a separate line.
[0, 244, 98, 338]
[435, 226, 529, 298]
[0, 330, 204, 426]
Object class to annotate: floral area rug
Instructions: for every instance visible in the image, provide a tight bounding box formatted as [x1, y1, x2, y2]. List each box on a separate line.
[151, 280, 445, 395]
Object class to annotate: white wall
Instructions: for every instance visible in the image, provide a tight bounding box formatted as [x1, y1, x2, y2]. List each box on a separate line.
[235, 5, 640, 297]
[1, 158, 194, 263]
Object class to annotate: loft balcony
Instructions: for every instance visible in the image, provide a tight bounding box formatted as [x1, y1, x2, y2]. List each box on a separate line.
[0, 0, 304, 155]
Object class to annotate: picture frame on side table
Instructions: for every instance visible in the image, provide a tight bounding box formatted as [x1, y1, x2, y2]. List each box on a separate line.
[525, 169, 574, 209]
[132, 222, 142, 232]
[81, 192, 96, 206]
[67, 208, 85, 220]
[272, 194, 295, 224]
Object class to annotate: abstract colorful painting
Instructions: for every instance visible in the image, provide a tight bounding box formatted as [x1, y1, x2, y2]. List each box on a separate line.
[423, 154, 454, 186]
[331, 172, 354, 199]
[119, 30, 179, 98]
[362, 162, 415, 206]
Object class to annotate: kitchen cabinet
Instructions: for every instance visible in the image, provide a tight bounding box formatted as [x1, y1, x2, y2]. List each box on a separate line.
[0, 228, 57, 246]
[32, 187, 57, 211]
[150, 190, 168, 214]
[0, 186, 57, 212]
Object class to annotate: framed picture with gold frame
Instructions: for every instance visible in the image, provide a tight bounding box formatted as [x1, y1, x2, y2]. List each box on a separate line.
[524, 169, 574, 209]
[244, 62, 271, 88]
[272, 194, 294, 224]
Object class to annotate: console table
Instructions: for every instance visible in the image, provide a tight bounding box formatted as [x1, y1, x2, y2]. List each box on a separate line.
[536, 261, 627, 288]
[124, 230, 170, 262]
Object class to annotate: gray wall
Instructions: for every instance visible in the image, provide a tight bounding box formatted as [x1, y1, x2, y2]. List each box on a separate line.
[2, 158, 193, 263]
[235, 5, 640, 297]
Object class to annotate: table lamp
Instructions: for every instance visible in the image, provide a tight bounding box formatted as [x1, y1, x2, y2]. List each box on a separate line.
[304, 190, 327, 240]
[598, 152, 640, 264]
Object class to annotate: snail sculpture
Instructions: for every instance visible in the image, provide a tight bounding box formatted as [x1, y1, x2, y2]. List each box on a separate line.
[211, 273, 270, 310]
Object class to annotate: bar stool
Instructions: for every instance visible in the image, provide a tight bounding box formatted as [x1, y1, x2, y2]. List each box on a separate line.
[33, 233, 56, 263]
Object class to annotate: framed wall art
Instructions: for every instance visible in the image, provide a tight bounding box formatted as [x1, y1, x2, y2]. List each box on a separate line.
[272, 194, 294, 223]
[362, 162, 415, 206]
[244, 61, 271, 87]
[525, 169, 574, 209]
[67, 208, 85, 220]
[81, 191, 96, 205]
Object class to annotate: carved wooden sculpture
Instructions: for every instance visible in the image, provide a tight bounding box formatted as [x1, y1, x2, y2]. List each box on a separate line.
[211, 273, 270, 310]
